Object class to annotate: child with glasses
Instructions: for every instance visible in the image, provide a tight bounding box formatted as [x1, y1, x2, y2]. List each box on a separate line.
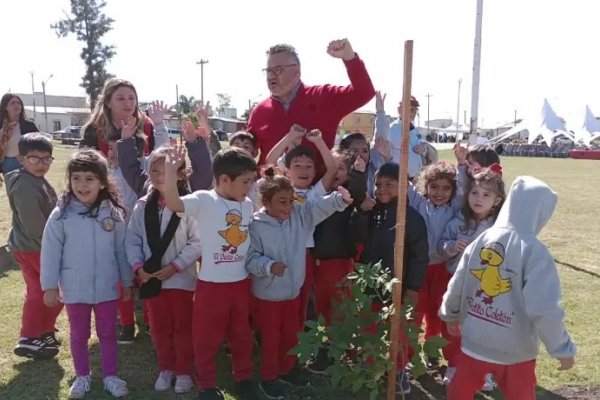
[4, 133, 63, 359]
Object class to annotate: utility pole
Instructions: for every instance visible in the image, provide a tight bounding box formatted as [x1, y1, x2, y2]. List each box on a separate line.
[30, 71, 36, 120]
[42, 74, 53, 132]
[196, 59, 209, 104]
[457, 78, 462, 139]
[425, 93, 433, 141]
[470, 0, 484, 142]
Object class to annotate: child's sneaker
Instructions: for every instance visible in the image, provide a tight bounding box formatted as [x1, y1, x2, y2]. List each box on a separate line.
[482, 373, 495, 392]
[258, 380, 286, 400]
[443, 367, 456, 386]
[103, 376, 129, 398]
[279, 366, 310, 387]
[235, 379, 259, 400]
[69, 375, 92, 399]
[117, 324, 135, 345]
[154, 370, 174, 391]
[396, 371, 411, 394]
[174, 375, 194, 394]
[198, 387, 225, 400]
[41, 330, 61, 347]
[14, 337, 59, 359]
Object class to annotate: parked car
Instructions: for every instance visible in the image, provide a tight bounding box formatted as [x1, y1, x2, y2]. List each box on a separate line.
[214, 129, 229, 141]
[59, 126, 82, 145]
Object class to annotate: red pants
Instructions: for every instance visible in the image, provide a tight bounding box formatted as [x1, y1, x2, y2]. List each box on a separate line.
[448, 352, 536, 399]
[254, 296, 301, 381]
[117, 283, 150, 326]
[148, 289, 194, 375]
[299, 250, 315, 328]
[192, 279, 254, 389]
[13, 251, 63, 338]
[314, 258, 354, 325]
[415, 263, 451, 339]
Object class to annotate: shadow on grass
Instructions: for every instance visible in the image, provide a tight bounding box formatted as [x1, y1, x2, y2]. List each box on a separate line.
[0, 358, 65, 399]
[555, 259, 600, 279]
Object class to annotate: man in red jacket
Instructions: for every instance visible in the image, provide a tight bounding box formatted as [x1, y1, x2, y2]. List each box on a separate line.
[247, 39, 375, 171]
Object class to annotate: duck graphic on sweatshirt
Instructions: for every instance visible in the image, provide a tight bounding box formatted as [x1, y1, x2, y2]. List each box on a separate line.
[219, 209, 248, 254]
[470, 242, 512, 304]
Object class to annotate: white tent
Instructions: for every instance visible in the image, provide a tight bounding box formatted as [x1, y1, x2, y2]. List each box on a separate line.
[490, 99, 572, 146]
[575, 105, 600, 146]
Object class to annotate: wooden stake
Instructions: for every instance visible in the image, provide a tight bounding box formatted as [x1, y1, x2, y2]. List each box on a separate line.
[386, 40, 413, 400]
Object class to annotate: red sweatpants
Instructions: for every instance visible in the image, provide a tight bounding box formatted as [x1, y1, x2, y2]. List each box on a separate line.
[448, 351, 536, 399]
[13, 251, 63, 338]
[148, 289, 194, 375]
[314, 258, 354, 325]
[193, 279, 254, 389]
[415, 263, 451, 339]
[298, 250, 315, 328]
[254, 296, 302, 381]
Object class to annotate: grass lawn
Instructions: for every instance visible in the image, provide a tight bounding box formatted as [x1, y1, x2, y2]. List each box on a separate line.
[0, 144, 599, 399]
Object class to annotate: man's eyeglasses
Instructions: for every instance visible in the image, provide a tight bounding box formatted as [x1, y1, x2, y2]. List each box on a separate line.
[262, 64, 298, 76]
[23, 156, 54, 165]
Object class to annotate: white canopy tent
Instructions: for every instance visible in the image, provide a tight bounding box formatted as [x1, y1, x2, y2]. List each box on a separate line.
[574, 106, 600, 146]
[490, 99, 573, 146]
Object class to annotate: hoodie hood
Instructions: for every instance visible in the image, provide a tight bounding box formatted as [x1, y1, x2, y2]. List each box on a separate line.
[252, 208, 285, 225]
[494, 176, 557, 235]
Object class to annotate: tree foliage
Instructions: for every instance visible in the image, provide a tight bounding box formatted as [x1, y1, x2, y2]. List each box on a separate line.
[51, 0, 116, 109]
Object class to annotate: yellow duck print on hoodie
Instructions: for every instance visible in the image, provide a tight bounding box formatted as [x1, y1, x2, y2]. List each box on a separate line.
[470, 242, 512, 304]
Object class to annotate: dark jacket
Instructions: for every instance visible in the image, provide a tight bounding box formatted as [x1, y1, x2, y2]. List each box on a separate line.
[353, 199, 429, 292]
[311, 170, 367, 260]
[0, 119, 38, 134]
[80, 118, 155, 156]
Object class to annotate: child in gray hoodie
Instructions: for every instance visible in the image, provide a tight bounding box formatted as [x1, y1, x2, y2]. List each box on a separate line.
[440, 176, 576, 399]
[246, 167, 352, 399]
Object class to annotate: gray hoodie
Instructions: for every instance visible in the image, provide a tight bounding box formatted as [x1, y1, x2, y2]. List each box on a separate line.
[438, 213, 495, 274]
[5, 169, 57, 252]
[41, 199, 133, 304]
[246, 192, 348, 301]
[440, 176, 576, 364]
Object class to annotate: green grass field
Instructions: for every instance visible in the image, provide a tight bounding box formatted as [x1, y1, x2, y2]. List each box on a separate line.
[0, 145, 598, 399]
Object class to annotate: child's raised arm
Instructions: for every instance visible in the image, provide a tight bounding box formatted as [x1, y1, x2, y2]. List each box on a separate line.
[450, 165, 468, 212]
[148, 100, 170, 149]
[298, 186, 352, 229]
[306, 129, 337, 191]
[181, 118, 213, 191]
[265, 124, 306, 166]
[164, 145, 186, 213]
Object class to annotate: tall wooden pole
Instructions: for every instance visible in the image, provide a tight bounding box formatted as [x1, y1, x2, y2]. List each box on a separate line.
[386, 40, 413, 400]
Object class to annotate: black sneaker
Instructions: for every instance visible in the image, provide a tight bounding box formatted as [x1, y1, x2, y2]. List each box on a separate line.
[197, 387, 225, 400]
[259, 380, 286, 399]
[41, 331, 61, 347]
[307, 347, 330, 375]
[279, 367, 309, 387]
[235, 379, 260, 400]
[14, 337, 58, 359]
[118, 324, 135, 345]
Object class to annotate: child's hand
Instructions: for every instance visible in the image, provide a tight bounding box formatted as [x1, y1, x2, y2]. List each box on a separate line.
[154, 264, 178, 281]
[374, 137, 392, 161]
[338, 186, 354, 204]
[447, 322, 461, 337]
[375, 91, 386, 113]
[454, 240, 469, 253]
[360, 195, 376, 212]
[353, 156, 366, 173]
[271, 262, 287, 277]
[120, 116, 137, 139]
[148, 100, 169, 125]
[137, 268, 153, 284]
[166, 144, 187, 177]
[43, 289, 61, 308]
[121, 287, 133, 302]
[327, 38, 355, 61]
[195, 101, 212, 141]
[288, 124, 307, 146]
[305, 129, 323, 144]
[558, 356, 575, 371]
[454, 142, 468, 165]
[182, 120, 200, 142]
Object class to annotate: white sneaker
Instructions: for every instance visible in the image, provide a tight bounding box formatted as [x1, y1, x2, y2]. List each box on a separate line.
[174, 374, 194, 393]
[482, 373, 495, 392]
[443, 367, 456, 386]
[69, 375, 92, 399]
[103, 376, 129, 398]
[154, 370, 174, 391]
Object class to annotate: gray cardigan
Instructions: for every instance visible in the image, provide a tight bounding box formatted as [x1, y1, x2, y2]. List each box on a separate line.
[41, 199, 133, 304]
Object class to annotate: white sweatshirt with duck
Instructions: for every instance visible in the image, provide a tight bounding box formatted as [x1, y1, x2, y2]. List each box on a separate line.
[440, 176, 576, 365]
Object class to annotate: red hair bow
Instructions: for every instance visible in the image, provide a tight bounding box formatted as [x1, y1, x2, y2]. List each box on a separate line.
[489, 163, 503, 177]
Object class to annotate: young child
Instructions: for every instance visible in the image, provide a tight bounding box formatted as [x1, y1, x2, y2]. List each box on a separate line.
[353, 162, 430, 394]
[246, 167, 352, 398]
[126, 147, 202, 394]
[408, 161, 466, 365]
[455, 142, 501, 177]
[5, 133, 62, 359]
[163, 146, 258, 400]
[41, 149, 133, 399]
[438, 165, 505, 388]
[440, 176, 576, 399]
[229, 131, 260, 206]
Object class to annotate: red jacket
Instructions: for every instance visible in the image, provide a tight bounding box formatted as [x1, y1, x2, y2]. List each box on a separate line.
[247, 55, 375, 168]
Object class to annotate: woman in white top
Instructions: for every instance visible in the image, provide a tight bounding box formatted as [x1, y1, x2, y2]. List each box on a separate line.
[0, 94, 39, 174]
